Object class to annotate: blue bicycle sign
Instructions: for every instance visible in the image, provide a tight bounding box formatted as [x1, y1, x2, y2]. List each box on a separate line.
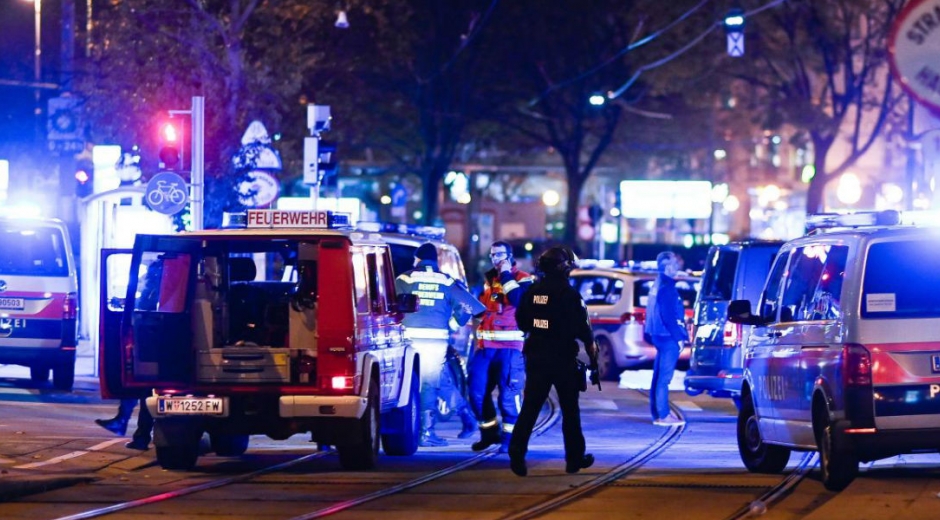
[145, 171, 189, 215]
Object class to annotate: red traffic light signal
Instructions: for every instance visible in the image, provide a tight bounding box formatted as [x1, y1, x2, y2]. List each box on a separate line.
[158, 121, 182, 170]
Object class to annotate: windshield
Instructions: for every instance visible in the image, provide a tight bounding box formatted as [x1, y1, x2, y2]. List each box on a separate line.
[0, 223, 69, 276]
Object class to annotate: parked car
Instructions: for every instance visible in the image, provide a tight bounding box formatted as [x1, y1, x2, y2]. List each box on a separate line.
[570, 263, 699, 380]
[684, 240, 782, 405]
[730, 210, 940, 491]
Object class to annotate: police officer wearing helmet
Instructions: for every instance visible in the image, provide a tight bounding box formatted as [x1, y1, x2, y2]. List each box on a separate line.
[510, 246, 597, 476]
[395, 243, 486, 447]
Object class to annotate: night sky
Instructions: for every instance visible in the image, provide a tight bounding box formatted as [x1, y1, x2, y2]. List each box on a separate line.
[0, 0, 70, 146]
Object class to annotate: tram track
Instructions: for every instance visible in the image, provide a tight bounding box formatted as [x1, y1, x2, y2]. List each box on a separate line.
[46, 396, 561, 520]
[498, 389, 687, 520]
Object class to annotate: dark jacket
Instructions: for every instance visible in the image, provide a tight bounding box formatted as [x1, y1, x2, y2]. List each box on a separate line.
[395, 260, 485, 332]
[516, 275, 594, 363]
[644, 273, 688, 342]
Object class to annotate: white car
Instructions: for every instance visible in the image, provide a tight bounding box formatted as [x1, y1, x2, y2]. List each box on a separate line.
[570, 264, 698, 380]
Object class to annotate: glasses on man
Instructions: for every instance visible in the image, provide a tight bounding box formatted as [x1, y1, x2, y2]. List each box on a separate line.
[489, 252, 508, 258]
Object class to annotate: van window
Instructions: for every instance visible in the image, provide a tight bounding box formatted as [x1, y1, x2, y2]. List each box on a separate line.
[351, 249, 370, 313]
[134, 253, 192, 313]
[0, 225, 69, 276]
[759, 252, 790, 322]
[863, 240, 940, 318]
[700, 248, 739, 301]
[780, 245, 848, 322]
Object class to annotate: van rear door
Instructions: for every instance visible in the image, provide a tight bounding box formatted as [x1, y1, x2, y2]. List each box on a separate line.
[99, 248, 135, 399]
[121, 235, 202, 390]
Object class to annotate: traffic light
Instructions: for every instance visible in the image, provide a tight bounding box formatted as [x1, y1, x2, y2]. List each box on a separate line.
[75, 158, 94, 198]
[158, 120, 182, 170]
[317, 141, 338, 176]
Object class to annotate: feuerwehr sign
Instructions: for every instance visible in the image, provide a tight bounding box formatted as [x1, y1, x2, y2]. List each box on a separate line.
[889, 0, 940, 113]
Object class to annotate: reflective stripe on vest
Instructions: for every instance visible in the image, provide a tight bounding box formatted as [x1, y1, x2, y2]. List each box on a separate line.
[478, 330, 525, 341]
[404, 327, 450, 340]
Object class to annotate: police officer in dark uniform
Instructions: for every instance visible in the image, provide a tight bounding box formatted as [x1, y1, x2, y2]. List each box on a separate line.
[509, 246, 597, 476]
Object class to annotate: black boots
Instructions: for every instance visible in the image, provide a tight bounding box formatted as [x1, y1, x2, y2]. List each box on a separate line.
[95, 417, 128, 436]
[565, 453, 595, 474]
[125, 439, 150, 450]
[471, 425, 502, 451]
[419, 411, 448, 447]
[510, 455, 527, 477]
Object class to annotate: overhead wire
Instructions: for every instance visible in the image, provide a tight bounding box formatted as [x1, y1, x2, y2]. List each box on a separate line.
[528, 0, 713, 106]
[608, 0, 789, 100]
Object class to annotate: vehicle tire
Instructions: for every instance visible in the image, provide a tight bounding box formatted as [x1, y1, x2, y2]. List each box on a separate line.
[210, 433, 250, 457]
[737, 394, 790, 473]
[382, 371, 420, 456]
[595, 337, 620, 381]
[338, 378, 380, 470]
[30, 366, 50, 384]
[52, 359, 75, 391]
[816, 415, 858, 491]
[156, 445, 200, 470]
[684, 386, 705, 397]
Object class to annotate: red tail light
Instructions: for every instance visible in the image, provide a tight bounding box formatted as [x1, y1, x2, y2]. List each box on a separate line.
[63, 292, 78, 320]
[722, 322, 741, 347]
[621, 309, 646, 323]
[843, 344, 872, 387]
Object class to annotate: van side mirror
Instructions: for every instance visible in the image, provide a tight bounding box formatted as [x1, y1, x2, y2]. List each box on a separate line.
[397, 293, 419, 313]
[727, 299, 763, 326]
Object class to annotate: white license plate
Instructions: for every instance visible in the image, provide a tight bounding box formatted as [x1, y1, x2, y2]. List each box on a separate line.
[157, 397, 225, 415]
[0, 298, 24, 310]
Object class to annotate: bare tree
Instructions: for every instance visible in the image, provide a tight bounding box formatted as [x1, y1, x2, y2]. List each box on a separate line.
[730, 0, 905, 214]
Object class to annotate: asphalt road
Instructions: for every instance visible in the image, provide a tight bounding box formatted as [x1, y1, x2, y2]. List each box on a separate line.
[1, 357, 939, 519]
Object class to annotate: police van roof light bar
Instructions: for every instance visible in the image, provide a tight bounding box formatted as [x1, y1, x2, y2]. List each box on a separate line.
[356, 221, 446, 240]
[805, 210, 901, 234]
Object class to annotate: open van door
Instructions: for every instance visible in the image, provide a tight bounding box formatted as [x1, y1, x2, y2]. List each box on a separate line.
[100, 236, 202, 398]
[99, 248, 135, 399]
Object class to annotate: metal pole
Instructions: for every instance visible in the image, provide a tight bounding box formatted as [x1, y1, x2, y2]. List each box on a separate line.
[85, 0, 93, 57]
[32, 0, 42, 137]
[191, 96, 205, 230]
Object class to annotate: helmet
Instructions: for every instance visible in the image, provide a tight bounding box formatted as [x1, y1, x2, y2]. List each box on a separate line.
[538, 246, 577, 277]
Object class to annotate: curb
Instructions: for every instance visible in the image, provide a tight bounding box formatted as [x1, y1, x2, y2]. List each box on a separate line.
[0, 470, 97, 502]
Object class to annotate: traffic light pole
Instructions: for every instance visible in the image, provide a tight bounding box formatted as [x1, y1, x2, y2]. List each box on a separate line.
[191, 97, 205, 230]
[169, 96, 205, 230]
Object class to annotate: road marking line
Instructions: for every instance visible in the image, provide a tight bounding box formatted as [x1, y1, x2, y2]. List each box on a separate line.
[13, 438, 125, 469]
[580, 398, 618, 410]
[675, 400, 703, 411]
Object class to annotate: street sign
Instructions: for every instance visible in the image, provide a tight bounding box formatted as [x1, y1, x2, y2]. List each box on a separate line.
[145, 171, 189, 215]
[888, 0, 940, 113]
[390, 184, 407, 218]
[237, 170, 280, 208]
[47, 97, 84, 153]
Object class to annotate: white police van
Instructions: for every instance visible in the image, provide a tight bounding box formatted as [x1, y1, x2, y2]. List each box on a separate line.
[729, 211, 940, 490]
[100, 210, 421, 471]
[0, 217, 78, 390]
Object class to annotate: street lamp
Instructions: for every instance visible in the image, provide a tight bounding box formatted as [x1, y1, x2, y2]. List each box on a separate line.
[22, 0, 42, 118]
